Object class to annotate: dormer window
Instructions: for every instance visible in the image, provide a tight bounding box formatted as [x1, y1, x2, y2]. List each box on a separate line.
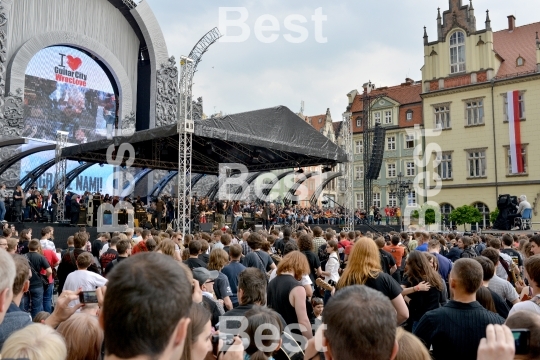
[450, 31, 466, 74]
[517, 56, 525, 67]
[318, 117, 322, 123]
[406, 110, 413, 121]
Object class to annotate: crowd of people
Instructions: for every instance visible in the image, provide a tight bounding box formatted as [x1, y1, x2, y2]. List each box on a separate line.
[0, 220, 539, 359]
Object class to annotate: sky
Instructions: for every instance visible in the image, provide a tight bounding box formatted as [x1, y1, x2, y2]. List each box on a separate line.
[146, 0, 539, 121]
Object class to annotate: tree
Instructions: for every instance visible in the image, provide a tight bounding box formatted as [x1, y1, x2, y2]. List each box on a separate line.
[449, 205, 482, 231]
[424, 209, 436, 225]
[490, 208, 499, 224]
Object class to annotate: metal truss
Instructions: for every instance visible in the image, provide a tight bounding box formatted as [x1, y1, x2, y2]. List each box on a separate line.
[309, 171, 343, 207]
[0, 145, 55, 178]
[342, 112, 355, 232]
[51, 162, 94, 193]
[261, 170, 295, 202]
[54, 131, 69, 222]
[18, 159, 56, 192]
[177, 28, 221, 235]
[283, 171, 320, 203]
[232, 172, 263, 201]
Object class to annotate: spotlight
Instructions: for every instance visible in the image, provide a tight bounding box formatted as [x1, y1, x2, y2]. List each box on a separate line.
[296, 168, 304, 174]
[99, 163, 104, 167]
[78, 160, 84, 165]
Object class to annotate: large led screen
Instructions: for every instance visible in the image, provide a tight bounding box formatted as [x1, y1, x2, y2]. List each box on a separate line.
[20, 46, 119, 195]
[23, 46, 117, 143]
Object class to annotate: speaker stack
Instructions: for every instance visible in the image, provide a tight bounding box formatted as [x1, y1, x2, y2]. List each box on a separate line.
[366, 123, 386, 179]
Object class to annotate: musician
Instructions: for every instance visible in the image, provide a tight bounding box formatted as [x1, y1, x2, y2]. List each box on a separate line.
[260, 201, 271, 230]
[231, 201, 243, 232]
[70, 195, 80, 225]
[198, 197, 208, 224]
[166, 196, 175, 223]
[51, 189, 59, 223]
[215, 200, 226, 229]
[152, 197, 165, 229]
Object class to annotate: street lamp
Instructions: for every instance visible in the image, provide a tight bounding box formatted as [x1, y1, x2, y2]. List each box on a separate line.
[388, 172, 413, 208]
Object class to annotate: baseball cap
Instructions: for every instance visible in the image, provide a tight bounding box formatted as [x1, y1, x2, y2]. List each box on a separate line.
[192, 267, 219, 285]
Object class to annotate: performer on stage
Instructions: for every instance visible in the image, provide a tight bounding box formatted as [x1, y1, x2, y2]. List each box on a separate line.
[231, 200, 243, 232]
[70, 195, 80, 225]
[215, 199, 226, 229]
[509, 195, 532, 230]
[198, 197, 208, 224]
[152, 197, 165, 229]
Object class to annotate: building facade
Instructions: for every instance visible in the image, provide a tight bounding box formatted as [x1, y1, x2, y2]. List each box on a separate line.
[347, 79, 423, 214]
[422, 0, 540, 228]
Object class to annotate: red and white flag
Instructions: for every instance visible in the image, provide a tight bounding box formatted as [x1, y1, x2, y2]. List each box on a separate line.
[507, 91, 523, 174]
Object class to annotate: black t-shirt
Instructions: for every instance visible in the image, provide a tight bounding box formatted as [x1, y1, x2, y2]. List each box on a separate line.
[402, 274, 446, 321]
[501, 248, 523, 268]
[13, 191, 22, 203]
[379, 249, 396, 274]
[26, 252, 51, 289]
[242, 250, 274, 273]
[213, 272, 233, 301]
[363, 272, 402, 300]
[302, 250, 321, 284]
[184, 257, 208, 270]
[91, 240, 104, 258]
[100, 249, 119, 275]
[104, 256, 128, 275]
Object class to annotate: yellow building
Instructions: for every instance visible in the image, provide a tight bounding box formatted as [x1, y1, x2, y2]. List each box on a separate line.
[421, 0, 540, 228]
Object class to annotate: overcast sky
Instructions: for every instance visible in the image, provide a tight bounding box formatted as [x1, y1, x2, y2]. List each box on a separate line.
[146, 0, 538, 121]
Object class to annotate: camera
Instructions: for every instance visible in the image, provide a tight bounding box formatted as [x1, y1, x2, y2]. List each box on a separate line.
[79, 290, 99, 304]
[512, 329, 530, 355]
[212, 333, 235, 356]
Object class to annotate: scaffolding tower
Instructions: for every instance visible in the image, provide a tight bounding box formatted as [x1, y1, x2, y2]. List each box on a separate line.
[176, 28, 221, 235]
[54, 131, 69, 222]
[342, 112, 355, 232]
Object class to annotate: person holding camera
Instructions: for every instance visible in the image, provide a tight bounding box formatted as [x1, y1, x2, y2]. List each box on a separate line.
[321, 240, 340, 304]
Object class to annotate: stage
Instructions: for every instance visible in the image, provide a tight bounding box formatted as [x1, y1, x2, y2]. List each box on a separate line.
[481, 228, 537, 236]
[12, 222, 98, 250]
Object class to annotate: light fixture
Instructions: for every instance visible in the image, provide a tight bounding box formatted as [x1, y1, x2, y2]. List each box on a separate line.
[322, 165, 333, 173]
[296, 168, 304, 174]
[78, 160, 84, 165]
[99, 163, 104, 167]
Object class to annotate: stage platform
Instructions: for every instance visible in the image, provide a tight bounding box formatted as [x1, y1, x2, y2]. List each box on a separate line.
[481, 229, 537, 236]
[12, 222, 98, 250]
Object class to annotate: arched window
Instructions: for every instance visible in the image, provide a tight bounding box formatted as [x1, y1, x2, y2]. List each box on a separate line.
[440, 203, 454, 229]
[473, 202, 490, 229]
[450, 31, 466, 73]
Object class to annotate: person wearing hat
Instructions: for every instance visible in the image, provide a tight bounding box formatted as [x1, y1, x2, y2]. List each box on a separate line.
[192, 267, 223, 327]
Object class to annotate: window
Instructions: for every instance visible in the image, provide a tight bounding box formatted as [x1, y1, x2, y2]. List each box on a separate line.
[440, 203, 454, 216]
[355, 140, 363, 154]
[388, 193, 397, 207]
[318, 117, 322, 123]
[466, 99, 484, 125]
[467, 150, 486, 177]
[517, 56, 525, 67]
[436, 153, 453, 179]
[354, 165, 364, 180]
[356, 117, 362, 127]
[356, 193, 364, 209]
[407, 191, 417, 206]
[373, 193, 381, 208]
[405, 134, 415, 149]
[504, 93, 525, 121]
[384, 110, 392, 124]
[387, 163, 396, 178]
[374, 112, 381, 124]
[387, 136, 396, 150]
[474, 202, 490, 228]
[406, 162, 415, 176]
[450, 31, 466, 73]
[406, 110, 413, 121]
[507, 146, 527, 175]
[434, 105, 451, 129]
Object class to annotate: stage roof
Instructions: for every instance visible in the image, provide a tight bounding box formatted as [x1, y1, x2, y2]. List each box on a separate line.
[61, 106, 348, 174]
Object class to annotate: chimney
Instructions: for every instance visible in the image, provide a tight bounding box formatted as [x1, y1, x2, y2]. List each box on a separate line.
[508, 15, 516, 31]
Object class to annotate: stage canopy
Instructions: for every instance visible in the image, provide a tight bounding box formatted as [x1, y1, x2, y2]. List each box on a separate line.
[61, 106, 348, 174]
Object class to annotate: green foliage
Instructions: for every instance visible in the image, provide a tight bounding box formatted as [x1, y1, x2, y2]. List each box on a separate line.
[449, 205, 483, 230]
[424, 209, 436, 225]
[490, 208, 499, 224]
[411, 210, 419, 219]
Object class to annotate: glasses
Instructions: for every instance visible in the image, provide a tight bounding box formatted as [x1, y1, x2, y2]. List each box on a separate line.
[204, 280, 215, 284]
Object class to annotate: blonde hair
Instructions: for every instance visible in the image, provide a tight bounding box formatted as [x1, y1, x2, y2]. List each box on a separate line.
[395, 327, 431, 360]
[336, 237, 381, 290]
[56, 313, 103, 360]
[1, 323, 67, 360]
[208, 248, 229, 271]
[156, 239, 176, 258]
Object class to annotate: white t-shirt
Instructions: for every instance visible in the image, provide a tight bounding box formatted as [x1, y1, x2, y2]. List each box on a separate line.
[508, 296, 540, 317]
[63, 270, 108, 307]
[268, 269, 312, 286]
[40, 239, 56, 251]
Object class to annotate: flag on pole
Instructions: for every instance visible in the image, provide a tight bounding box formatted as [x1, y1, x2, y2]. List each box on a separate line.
[507, 91, 523, 174]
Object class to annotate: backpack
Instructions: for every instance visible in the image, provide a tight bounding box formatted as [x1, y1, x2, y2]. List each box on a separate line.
[461, 248, 477, 258]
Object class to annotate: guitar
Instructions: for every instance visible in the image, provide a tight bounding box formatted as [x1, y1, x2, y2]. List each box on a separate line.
[316, 278, 335, 292]
[274, 331, 305, 360]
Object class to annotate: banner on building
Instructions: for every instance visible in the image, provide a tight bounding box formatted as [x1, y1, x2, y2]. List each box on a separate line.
[507, 90, 523, 174]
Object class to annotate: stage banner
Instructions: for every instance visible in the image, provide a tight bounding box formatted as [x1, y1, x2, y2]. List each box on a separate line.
[507, 90, 523, 174]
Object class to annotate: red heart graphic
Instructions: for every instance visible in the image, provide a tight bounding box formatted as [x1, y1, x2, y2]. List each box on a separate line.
[66, 55, 82, 71]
